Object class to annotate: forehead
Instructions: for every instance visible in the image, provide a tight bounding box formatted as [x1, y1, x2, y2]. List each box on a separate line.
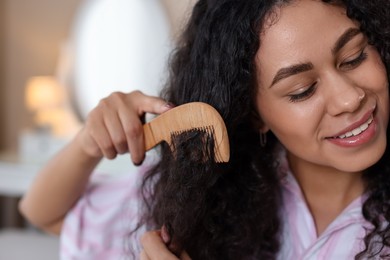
[256, 0, 358, 85]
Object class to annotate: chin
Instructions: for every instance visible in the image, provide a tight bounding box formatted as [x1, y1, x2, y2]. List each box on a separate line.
[335, 139, 387, 173]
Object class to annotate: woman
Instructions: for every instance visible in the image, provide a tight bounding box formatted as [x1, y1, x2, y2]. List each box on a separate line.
[20, 0, 390, 259]
[139, 1, 390, 258]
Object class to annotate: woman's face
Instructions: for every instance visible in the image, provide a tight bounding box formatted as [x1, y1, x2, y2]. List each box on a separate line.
[256, 0, 389, 173]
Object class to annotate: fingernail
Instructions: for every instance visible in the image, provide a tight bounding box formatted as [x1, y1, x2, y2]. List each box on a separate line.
[164, 102, 175, 109]
[133, 160, 143, 166]
[161, 225, 170, 243]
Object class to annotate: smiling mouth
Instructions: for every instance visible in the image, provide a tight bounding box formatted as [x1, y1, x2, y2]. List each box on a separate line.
[332, 114, 374, 139]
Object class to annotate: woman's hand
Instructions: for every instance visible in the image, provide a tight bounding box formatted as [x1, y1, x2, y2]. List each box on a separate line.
[140, 228, 191, 260]
[78, 90, 173, 165]
[19, 90, 173, 235]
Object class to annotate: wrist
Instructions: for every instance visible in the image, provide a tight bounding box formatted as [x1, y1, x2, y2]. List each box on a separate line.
[73, 129, 104, 162]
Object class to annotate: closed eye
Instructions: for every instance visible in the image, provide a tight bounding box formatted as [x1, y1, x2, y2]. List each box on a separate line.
[340, 49, 368, 70]
[288, 83, 317, 102]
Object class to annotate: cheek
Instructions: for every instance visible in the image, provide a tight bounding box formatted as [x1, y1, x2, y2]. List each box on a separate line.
[364, 54, 389, 124]
[257, 93, 322, 144]
[380, 83, 389, 130]
[364, 50, 388, 94]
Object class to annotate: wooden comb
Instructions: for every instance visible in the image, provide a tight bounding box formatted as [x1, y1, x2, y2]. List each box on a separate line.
[143, 102, 230, 163]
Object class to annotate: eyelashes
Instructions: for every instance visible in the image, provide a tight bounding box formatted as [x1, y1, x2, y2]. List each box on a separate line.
[288, 83, 317, 102]
[288, 48, 368, 103]
[340, 49, 368, 69]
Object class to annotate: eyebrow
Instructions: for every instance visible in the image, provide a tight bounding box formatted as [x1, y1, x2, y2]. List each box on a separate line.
[331, 28, 362, 55]
[270, 63, 313, 87]
[269, 27, 362, 88]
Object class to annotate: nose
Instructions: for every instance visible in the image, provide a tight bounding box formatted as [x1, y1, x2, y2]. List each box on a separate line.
[325, 73, 365, 116]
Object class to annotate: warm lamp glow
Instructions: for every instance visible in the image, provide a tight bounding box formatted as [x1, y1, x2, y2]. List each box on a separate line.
[25, 76, 65, 111]
[24, 76, 81, 137]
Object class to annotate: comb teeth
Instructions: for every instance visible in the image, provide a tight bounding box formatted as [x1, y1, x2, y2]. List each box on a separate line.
[170, 125, 225, 163]
[170, 125, 220, 162]
[143, 102, 230, 163]
[170, 125, 215, 137]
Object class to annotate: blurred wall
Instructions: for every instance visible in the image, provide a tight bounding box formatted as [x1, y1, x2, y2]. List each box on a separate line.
[0, 0, 196, 153]
[0, 1, 5, 149]
[162, 0, 197, 38]
[1, 0, 82, 152]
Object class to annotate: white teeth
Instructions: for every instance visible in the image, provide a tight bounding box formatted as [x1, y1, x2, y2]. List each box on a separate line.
[337, 115, 373, 139]
[352, 128, 362, 136]
[360, 122, 369, 131]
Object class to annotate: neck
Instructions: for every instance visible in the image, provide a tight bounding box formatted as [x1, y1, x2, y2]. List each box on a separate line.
[287, 152, 365, 235]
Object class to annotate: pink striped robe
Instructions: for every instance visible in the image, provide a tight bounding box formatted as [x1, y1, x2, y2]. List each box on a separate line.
[60, 171, 145, 260]
[60, 154, 378, 259]
[277, 154, 371, 259]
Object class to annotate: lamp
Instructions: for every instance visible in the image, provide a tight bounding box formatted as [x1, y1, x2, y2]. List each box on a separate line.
[24, 76, 79, 137]
[20, 76, 81, 163]
[25, 76, 65, 112]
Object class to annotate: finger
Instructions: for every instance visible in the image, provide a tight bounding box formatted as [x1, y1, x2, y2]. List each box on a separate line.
[119, 111, 145, 165]
[140, 250, 150, 260]
[141, 230, 179, 260]
[127, 93, 174, 164]
[89, 120, 117, 159]
[130, 91, 174, 116]
[127, 124, 145, 165]
[103, 110, 128, 155]
[114, 91, 164, 164]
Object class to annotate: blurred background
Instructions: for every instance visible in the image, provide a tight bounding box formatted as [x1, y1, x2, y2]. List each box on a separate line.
[0, 0, 196, 258]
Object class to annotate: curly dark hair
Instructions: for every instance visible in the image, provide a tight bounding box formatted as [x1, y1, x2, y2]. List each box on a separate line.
[133, 0, 390, 259]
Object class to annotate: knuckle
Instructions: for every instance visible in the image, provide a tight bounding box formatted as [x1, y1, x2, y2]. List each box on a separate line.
[96, 92, 128, 110]
[86, 145, 102, 158]
[129, 90, 147, 105]
[88, 127, 100, 139]
[86, 109, 99, 122]
[125, 124, 143, 139]
[113, 137, 128, 152]
[101, 140, 115, 152]
[102, 143, 114, 152]
[91, 146, 102, 157]
[103, 147, 117, 159]
[108, 91, 135, 111]
[130, 90, 143, 96]
[98, 97, 109, 106]
[105, 152, 117, 160]
[106, 152, 117, 160]
[109, 91, 125, 100]
[112, 135, 126, 146]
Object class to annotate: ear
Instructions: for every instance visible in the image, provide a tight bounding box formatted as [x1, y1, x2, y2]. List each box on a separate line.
[251, 108, 270, 133]
[259, 124, 270, 134]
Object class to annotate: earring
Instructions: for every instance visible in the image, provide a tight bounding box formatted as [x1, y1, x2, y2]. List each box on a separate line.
[260, 131, 267, 147]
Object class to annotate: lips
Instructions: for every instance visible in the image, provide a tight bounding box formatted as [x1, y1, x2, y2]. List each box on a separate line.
[327, 108, 376, 140]
[336, 115, 374, 139]
[325, 109, 378, 148]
